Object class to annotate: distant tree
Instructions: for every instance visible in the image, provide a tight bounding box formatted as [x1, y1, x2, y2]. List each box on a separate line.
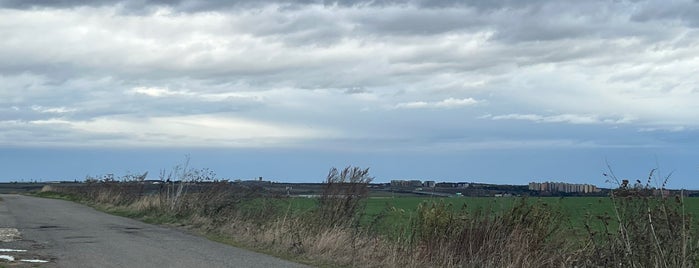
[84, 175, 98, 184]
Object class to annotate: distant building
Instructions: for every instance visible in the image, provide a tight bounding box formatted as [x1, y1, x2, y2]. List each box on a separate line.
[494, 193, 512, 197]
[435, 182, 458, 188]
[390, 180, 423, 188]
[529, 181, 599, 193]
[423, 181, 436, 188]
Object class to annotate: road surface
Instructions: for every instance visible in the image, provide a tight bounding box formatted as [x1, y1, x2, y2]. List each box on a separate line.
[0, 194, 309, 268]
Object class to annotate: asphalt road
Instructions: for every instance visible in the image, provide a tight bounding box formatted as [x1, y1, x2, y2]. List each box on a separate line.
[0, 194, 309, 268]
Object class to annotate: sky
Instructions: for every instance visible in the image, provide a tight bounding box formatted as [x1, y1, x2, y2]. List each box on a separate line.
[1, 0, 698, 188]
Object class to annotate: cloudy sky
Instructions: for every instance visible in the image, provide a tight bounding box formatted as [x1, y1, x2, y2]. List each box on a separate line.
[1, 0, 698, 188]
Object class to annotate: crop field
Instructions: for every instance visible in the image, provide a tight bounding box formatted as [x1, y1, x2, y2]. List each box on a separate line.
[285, 196, 699, 235]
[362, 196, 616, 230]
[35, 174, 699, 267]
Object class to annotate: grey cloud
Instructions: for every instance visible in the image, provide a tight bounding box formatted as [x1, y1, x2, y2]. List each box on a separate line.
[348, 1, 689, 43]
[631, 0, 699, 27]
[243, 1, 684, 45]
[126, 94, 264, 116]
[0, 0, 688, 87]
[0, 0, 342, 11]
[343, 87, 370, 94]
[353, 8, 484, 36]
[486, 2, 663, 43]
[0, 0, 119, 9]
[237, 8, 350, 46]
[0, 107, 50, 122]
[0, 0, 635, 15]
[1, 74, 265, 125]
[1, 0, 698, 150]
[0, 119, 128, 147]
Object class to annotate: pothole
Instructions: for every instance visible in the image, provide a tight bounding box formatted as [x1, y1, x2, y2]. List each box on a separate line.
[0, 228, 21, 242]
[0, 255, 14, 262]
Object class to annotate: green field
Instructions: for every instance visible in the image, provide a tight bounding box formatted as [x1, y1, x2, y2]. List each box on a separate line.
[36, 185, 699, 267]
[284, 196, 699, 236]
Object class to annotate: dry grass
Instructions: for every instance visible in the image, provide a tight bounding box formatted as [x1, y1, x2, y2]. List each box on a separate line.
[575, 168, 699, 267]
[37, 167, 699, 268]
[578, 193, 699, 267]
[403, 198, 571, 267]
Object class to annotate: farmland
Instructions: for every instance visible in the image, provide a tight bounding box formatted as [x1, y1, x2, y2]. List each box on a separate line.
[19, 171, 699, 267]
[285, 196, 699, 235]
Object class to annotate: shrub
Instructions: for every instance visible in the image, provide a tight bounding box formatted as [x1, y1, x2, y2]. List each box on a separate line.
[579, 169, 699, 267]
[408, 198, 568, 267]
[316, 166, 373, 229]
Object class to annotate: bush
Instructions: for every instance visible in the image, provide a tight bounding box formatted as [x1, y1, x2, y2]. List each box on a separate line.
[408, 198, 568, 267]
[316, 166, 373, 229]
[581, 193, 699, 267]
[579, 169, 699, 267]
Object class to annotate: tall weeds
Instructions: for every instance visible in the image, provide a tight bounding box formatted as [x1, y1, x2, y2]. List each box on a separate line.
[36, 166, 699, 268]
[316, 166, 373, 228]
[578, 168, 699, 267]
[405, 198, 568, 267]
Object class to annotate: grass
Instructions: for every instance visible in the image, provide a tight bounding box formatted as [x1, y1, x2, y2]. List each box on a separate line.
[283, 196, 621, 233]
[32, 191, 82, 202]
[29, 166, 699, 267]
[280, 194, 699, 266]
[313, 196, 697, 232]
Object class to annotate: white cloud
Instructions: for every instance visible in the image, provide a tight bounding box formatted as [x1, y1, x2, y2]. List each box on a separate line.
[0, 1, 698, 150]
[394, 97, 480, 109]
[10, 114, 333, 147]
[29, 119, 73, 125]
[484, 113, 634, 125]
[638, 126, 687, 132]
[30, 105, 77, 114]
[130, 87, 192, 97]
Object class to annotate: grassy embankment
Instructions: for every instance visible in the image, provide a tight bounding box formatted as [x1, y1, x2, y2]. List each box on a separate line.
[33, 167, 699, 267]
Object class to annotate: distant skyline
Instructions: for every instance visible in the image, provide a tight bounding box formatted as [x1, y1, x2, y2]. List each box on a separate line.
[1, 0, 698, 188]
